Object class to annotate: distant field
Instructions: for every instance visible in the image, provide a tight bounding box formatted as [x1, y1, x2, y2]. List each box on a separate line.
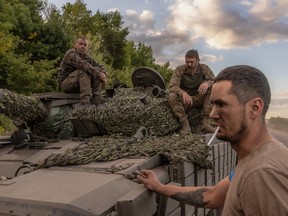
[267, 117, 288, 134]
[269, 128, 288, 147]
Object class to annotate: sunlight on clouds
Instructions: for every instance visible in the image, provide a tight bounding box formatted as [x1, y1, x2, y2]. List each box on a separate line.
[202, 54, 223, 63]
[206, 30, 239, 49]
[249, 0, 288, 21]
[168, 2, 195, 32]
[121, 0, 288, 71]
[268, 93, 288, 118]
[168, 0, 234, 48]
[165, 0, 288, 49]
[168, 0, 221, 33]
[139, 10, 153, 22]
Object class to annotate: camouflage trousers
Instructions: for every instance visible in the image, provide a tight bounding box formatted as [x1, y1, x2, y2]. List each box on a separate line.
[168, 91, 212, 122]
[60, 70, 103, 103]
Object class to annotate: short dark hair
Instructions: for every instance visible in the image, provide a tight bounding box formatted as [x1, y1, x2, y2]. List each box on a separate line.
[215, 65, 271, 116]
[185, 49, 200, 60]
[75, 36, 87, 43]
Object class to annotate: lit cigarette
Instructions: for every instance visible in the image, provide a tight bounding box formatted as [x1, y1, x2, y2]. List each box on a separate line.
[207, 126, 220, 145]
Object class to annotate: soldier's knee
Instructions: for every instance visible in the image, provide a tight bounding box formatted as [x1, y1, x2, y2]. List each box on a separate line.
[168, 92, 178, 101]
[168, 92, 181, 106]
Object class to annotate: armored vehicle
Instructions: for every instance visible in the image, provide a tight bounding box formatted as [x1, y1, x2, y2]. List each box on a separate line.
[0, 68, 237, 216]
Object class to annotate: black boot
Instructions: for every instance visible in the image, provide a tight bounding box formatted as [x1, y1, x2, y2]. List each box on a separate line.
[92, 95, 107, 106]
[179, 118, 192, 136]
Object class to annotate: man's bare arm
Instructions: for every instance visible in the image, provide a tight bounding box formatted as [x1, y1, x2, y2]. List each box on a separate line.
[171, 188, 210, 207]
[138, 170, 230, 209]
[168, 177, 230, 208]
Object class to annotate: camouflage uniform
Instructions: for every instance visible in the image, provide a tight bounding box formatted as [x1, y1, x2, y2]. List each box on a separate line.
[168, 63, 215, 123]
[57, 48, 107, 103]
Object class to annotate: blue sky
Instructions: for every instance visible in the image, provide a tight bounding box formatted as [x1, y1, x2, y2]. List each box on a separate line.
[48, 0, 288, 118]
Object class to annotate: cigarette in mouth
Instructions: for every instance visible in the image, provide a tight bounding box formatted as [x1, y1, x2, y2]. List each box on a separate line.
[207, 126, 220, 146]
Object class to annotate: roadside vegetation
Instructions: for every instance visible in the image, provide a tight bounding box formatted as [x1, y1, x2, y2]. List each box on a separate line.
[268, 117, 288, 132]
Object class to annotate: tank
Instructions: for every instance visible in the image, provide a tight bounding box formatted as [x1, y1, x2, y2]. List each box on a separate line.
[0, 67, 237, 216]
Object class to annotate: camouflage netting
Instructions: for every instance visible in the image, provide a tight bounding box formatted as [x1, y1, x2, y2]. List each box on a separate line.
[0, 89, 48, 123]
[0, 87, 203, 138]
[38, 133, 212, 169]
[73, 87, 203, 136]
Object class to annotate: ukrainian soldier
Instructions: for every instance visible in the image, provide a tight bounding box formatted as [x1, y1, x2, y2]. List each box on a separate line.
[168, 49, 215, 135]
[57, 37, 107, 109]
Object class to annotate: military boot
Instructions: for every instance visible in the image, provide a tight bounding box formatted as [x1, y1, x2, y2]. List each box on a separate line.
[91, 95, 107, 106]
[179, 119, 192, 136]
[201, 117, 215, 133]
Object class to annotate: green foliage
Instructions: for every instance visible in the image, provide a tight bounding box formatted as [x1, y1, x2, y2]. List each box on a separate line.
[9, 0, 71, 61]
[107, 67, 134, 88]
[61, 0, 93, 36]
[0, 0, 72, 93]
[0, 0, 174, 96]
[92, 10, 129, 69]
[0, 0, 18, 55]
[0, 114, 15, 135]
[129, 42, 155, 67]
[152, 62, 173, 88]
[268, 117, 288, 132]
[0, 53, 58, 94]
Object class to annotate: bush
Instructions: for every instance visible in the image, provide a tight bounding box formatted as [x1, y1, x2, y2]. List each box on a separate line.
[0, 114, 16, 135]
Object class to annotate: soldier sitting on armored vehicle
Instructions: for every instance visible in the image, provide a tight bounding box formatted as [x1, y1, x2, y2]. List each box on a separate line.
[57, 36, 107, 109]
[168, 49, 215, 135]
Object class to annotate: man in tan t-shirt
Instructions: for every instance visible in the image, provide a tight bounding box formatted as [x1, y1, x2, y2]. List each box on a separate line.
[137, 65, 288, 215]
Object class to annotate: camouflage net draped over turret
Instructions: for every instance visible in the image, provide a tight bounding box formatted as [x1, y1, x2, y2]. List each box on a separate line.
[0, 89, 48, 123]
[38, 133, 212, 169]
[73, 87, 202, 136]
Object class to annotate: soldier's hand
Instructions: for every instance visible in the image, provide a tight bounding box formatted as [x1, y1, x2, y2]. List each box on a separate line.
[198, 82, 209, 94]
[99, 72, 107, 82]
[182, 91, 193, 106]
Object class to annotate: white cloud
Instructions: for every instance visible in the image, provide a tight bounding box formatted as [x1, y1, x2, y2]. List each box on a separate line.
[249, 0, 288, 21]
[167, 0, 288, 49]
[202, 54, 224, 63]
[113, 0, 288, 71]
[106, 8, 118, 13]
[123, 0, 288, 57]
[123, 7, 193, 67]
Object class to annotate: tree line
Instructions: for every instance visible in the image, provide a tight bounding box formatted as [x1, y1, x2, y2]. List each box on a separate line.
[268, 117, 288, 132]
[0, 0, 173, 95]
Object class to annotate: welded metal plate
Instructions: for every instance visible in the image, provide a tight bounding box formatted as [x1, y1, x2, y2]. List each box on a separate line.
[132, 67, 165, 89]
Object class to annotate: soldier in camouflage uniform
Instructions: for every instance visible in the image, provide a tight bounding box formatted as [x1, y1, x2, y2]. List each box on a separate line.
[57, 37, 107, 108]
[168, 50, 215, 135]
